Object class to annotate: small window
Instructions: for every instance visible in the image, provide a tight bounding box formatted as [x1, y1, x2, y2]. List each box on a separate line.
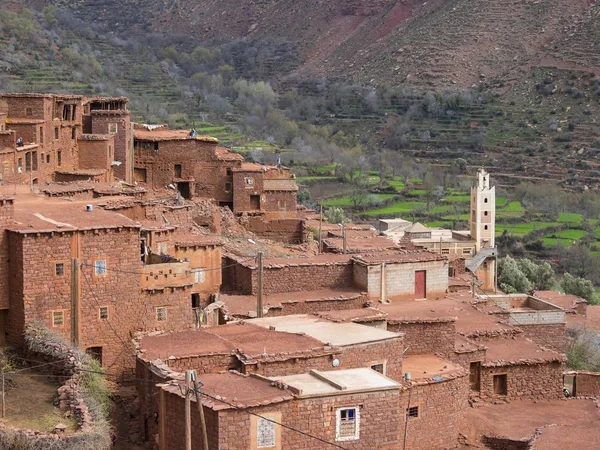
[108, 123, 118, 134]
[493, 374, 507, 395]
[46, 154, 50, 164]
[336, 407, 359, 442]
[484, 225, 489, 230]
[25, 107, 33, 116]
[99, 307, 109, 320]
[246, 177, 254, 186]
[94, 260, 107, 276]
[226, 168, 232, 176]
[71, 128, 76, 140]
[462, 248, 472, 255]
[52, 311, 64, 327]
[224, 182, 232, 193]
[41, 153, 44, 164]
[484, 198, 488, 203]
[153, 142, 159, 152]
[278, 200, 287, 210]
[156, 307, 167, 321]
[39, 126, 44, 144]
[17, 158, 22, 169]
[54, 127, 59, 140]
[441, 248, 450, 255]
[406, 406, 419, 419]
[57, 151, 62, 167]
[174, 164, 182, 178]
[370, 363, 385, 374]
[55, 262, 65, 276]
[256, 417, 276, 448]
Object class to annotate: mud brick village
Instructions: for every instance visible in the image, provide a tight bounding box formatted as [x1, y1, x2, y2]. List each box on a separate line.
[0, 92, 598, 450]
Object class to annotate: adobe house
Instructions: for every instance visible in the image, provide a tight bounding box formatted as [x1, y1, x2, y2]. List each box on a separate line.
[232, 163, 298, 219]
[157, 369, 402, 450]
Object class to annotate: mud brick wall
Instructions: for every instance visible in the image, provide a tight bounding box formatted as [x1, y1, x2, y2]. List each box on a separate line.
[449, 257, 466, 276]
[232, 170, 264, 214]
[243, 354, 339, 377]
[480, 361, 564, 401]
[0, 198, 14, 310]
[258, 262, 355, 295]
[261, 191, 298, 219]
[221, 258, 254, 294]
[571, 371, 600, 397]
[399, 375, 469, 450]
[0, 130, 15, 149]
[78, 137, 113, 171]
[91, 111, 131, 181]
[54, 172, 105, 183]
[451, 348, 487, 370]
[173, 244, 222, 295]
[164, 354, 236, 374]
[264, 293, 369, 317]
[245, 218, 304, 244]
[517, 323, 566, 353]
[341, 338, 404, 382]
[387, 320, 455, 359]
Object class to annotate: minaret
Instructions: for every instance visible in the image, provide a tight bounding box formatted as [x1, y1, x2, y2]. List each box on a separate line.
[470, 168, 495, 252]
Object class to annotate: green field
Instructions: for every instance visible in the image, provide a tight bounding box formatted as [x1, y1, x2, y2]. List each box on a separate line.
[322, 193, 397, 207]
[362, 201, 427, 216]
[444, 195, 470, 202]
[496, 222, 560, 236]
[558, 212, 583, 223]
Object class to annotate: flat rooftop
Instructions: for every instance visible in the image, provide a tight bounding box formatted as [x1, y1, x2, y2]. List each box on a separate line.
[248, 314, 402, 347]
[567, 305, 600, 331]
[161, 372, 293, 411]
[534, 290, 587, 310]
[315, 307, 387, 323]
[379, 294, 515, 336]
[134, 128, 218, 143]
[221, 288, 366, 317]
[402, 354, 465, 381]
[6, 195, 138, 233]
[271, 368, 400, 397]
[463, 399, 600, 450]
[138, 322, 328, 361]
[480, 336, 565, 365]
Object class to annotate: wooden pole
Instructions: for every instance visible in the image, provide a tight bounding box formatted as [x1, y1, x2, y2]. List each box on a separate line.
[257, 252, 264, 318]
[342, 223, 347, 254]
[318, 205, 323, 254]
[185, 370, 192, 450]
[71, 258, 80, 346]
[1, 369, 5, 419]
[191, 371, 209, 450]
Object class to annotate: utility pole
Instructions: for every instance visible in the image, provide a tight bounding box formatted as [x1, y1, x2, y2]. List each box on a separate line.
[318, 205, 323, 254]
[71, 258, 80, 346]
[185, 370, 192, 450]
[191, 370, 209, 450]
[257, 252, 264, 318]
[1, 369, 5, 418]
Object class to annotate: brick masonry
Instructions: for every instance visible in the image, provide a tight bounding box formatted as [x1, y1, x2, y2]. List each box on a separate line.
[517, 323, 566, 353]
[387, 320, 456, 358]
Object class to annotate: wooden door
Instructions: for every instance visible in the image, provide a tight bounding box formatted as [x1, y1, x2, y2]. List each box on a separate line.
[415, 270, 426, 299]
[469, 362, 481, 391]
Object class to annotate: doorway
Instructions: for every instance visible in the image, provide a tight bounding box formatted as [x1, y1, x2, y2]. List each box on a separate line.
[250, 194, 260, 210]
[469, 362, 481, 391]
[86, 346, 103, 366]
[177, 182, 191, 199]
[174, 164, 182, 178]
[415, 270, 426, 299]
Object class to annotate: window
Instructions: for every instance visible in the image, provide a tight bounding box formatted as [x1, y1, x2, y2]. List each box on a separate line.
[224, 182, 232, 193]
[25, 107, 33, 116]
[52, 311, 64, 327]
[406, 406, 419, 419]
[54, 127, 59, 140]
[462, 248, 472, 255]
[194, 269, 206, 284]
[441, 248, 450, 255]
[57, 151, 62, 166]
[99, 307, 109, 320]
[94, 260, 107, 276]
[484, 198, 488, 203]
[484, 211, 488, 216]
[46, 154, 50, 164]
[256, 417, 276, 448]
[108, 123, 118, 134]
[156, 307, 167, 321]
[25, 152, 31, 172]
[493, 374, 507, 395]
[41, 153, 44, 164]
[39, 126, 44, 145]
[226, 168, 232, 176]
[153, 142, 159, 152]
[245, 177, 254, 186]
[277, 200, 287, 210]
[32, 151, 38, 171]
[484, 225, 489, 230]
[336, 407, 359, 442]
[174, 164, 182, 178]
[17, 158, 22, 170]
[55, 262, 65, 276]
[370, 363, 385, 374]
[71, 128, 76, 140]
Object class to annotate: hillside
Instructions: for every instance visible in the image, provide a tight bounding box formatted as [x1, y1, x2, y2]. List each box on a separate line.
[29, 0, 599, 88]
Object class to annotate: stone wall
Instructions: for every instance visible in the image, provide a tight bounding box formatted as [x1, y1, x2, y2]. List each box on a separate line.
[78, 135, 113, 172]
[480, 361, 564, 401]
[0, 197, 14, 310]
[91, 111, 131, 181]
[387, 320, 455, 358]
[245, 217, 305, 244]
[569, 371, 600, 397]
[399, 374, 469, 450]
[517, 323, 566, 353]
[260, 293, 369, 318]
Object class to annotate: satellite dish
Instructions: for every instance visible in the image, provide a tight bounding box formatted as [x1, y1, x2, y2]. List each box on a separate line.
[332, 358, 340, 367]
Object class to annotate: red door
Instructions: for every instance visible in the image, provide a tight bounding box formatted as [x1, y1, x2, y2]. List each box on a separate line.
[415, 270, 426, 299]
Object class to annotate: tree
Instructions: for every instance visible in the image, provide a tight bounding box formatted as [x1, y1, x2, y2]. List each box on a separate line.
[560, 273, 597, 303]
[497, 256, 532, 293]
[516, 258, 557, 290]
[324, 207, 347, 224]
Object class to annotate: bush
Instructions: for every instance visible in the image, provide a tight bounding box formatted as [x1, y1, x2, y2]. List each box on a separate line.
[566, 327, 600, 371]
[324, 207, 347, 224]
